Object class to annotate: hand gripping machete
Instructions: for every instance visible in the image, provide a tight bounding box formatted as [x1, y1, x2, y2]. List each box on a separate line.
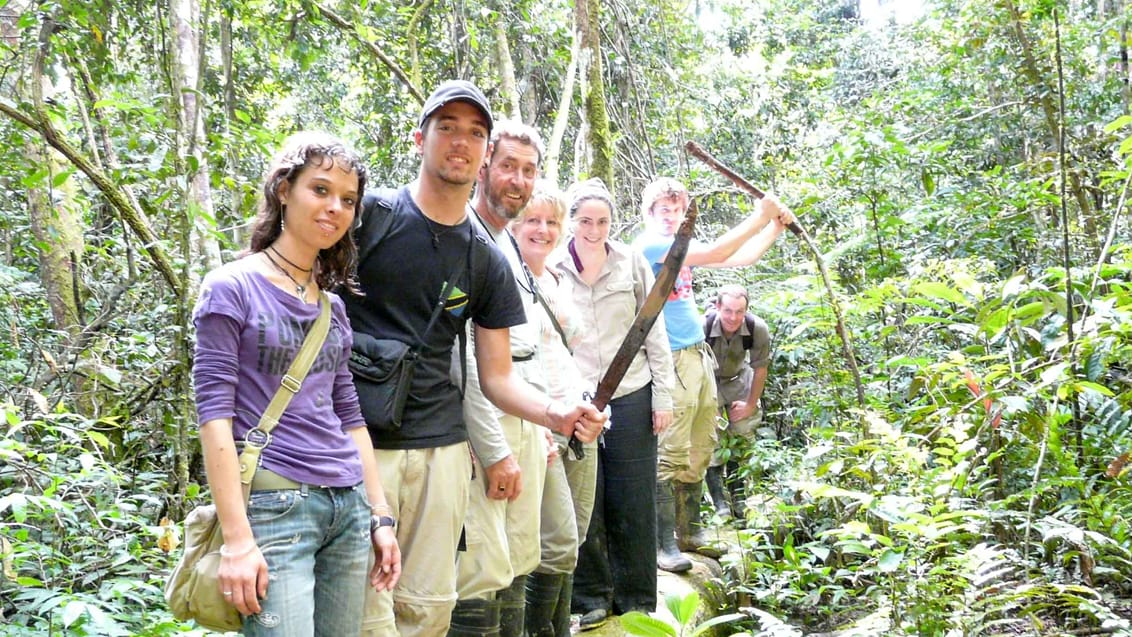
[567, 199, 699, 458]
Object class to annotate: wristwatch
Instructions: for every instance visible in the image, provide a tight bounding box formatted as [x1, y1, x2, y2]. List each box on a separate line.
[370, 514, 396, 533]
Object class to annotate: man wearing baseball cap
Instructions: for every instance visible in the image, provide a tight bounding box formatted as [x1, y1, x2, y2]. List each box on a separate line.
[346, 80, 605, 637]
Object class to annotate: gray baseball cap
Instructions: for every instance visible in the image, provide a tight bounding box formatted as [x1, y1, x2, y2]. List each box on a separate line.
[418, 80, 494, 134]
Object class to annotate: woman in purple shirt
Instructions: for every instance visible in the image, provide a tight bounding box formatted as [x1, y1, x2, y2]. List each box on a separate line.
[192, 132, 400, 636]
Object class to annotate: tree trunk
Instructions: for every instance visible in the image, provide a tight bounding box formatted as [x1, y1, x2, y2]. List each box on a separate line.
[170, 0, 221, 274]
[1001, 0, 1099, 256]
[26, 141, 85, 336]
[493, 15, 521, 119]
[544, 35, 579, 185]
[574, 0, 615, 189]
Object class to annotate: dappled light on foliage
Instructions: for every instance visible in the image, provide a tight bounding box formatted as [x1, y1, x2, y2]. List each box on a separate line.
[2, 0, 1132, 634]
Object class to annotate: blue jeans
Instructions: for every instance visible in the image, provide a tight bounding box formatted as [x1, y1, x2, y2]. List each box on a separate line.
[243, 483, 370, 637]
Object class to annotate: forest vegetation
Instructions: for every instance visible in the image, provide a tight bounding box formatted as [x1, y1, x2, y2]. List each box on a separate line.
[1, 0, 1131, 635]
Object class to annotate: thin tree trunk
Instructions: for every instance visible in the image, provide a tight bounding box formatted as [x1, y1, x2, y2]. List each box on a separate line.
[1001, 0, 1099, 255]
[493, 16, 521, 119]
[544, 35, 579, 185]
[574, 0, 615, 189]
[26, 141, 84, 336]
[170, 0, 221, 273]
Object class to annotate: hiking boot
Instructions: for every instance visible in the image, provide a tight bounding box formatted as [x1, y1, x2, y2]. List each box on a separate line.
[448, 598, 501, 636]
[656, 481, 692, 573]
[499, 575, 527, 637]
[578, 608, 608, 631]
[524, 572, 563, 637]
[673, 480, 723, 558]
[705, 465, 732, 519]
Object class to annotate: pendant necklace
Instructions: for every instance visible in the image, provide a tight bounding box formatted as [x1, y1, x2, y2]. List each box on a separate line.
[268, 244, 314, 273]
[263, 249, 313, 300]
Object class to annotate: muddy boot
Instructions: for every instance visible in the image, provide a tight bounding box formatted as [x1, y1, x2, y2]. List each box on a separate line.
[705, 465, 732, 519]
[524, 572, 563, 637]
[726, 460, 747, 521]
[448, 598, 501, 637]
[499, 575, 528, 637]
[656, 480, 692, 573]
[553, 574, 572, 636]
[673, 480, 723, 558]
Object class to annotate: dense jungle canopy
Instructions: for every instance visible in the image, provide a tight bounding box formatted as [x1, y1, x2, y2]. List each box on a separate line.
[2, 0, 1132, 634]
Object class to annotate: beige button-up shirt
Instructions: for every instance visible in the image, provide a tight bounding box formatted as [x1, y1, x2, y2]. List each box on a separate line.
[551, 240, 674, 412]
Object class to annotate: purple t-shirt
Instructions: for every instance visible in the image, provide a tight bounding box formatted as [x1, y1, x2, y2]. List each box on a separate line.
[192, 258, 366, 487]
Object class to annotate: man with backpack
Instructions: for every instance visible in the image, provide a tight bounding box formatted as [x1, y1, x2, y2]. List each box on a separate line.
[344, 80, 605, 637]
[703, 284, 771, 520]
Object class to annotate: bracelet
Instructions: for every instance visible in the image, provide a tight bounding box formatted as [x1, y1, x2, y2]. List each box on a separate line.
[219, 543, 257, 559]
[371, 503, 393, 516]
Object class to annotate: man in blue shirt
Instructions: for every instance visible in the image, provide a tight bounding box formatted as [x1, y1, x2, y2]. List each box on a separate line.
[633, 178, 793, 571]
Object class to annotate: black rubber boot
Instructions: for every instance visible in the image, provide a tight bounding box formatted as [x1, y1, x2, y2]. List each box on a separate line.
[524, 572, 564, 637]
[553, 574, 573, 636]
[656, 480, 693, 573]
[448, 598, 501, 637]
[499, 575, 528, 637]
[726, 460, 747, 521]
[705, 465, 732, 519]
[674, 480, 723, 558]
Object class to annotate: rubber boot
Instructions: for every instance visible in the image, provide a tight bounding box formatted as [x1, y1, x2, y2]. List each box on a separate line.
[726, 460, 747, 521]
[524, 572, 564, 637]
[553, 574, 573, 637]
[499, 575, 528, 637]
[673, 480, 723, 558]
[705, 465, 732, 519]
[655, 480, 693, 573]
[448, 598, 501, 637]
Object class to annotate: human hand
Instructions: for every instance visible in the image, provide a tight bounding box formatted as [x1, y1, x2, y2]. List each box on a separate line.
[729, 400, 755, 422]
[369, 525, 402, 591]
[757, 193, 790, 227]
[486, 454, 522, 501]
[549, 401, 606, 443]
[543, 428, 559, 466]
[217, 541, 268, 616]
[652, 409, 673, 435]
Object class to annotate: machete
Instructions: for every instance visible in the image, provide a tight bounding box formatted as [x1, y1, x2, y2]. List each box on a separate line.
[568, 199, 699, 458]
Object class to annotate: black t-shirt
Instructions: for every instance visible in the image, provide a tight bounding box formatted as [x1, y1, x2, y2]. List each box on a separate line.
[345, 185, 525, 449]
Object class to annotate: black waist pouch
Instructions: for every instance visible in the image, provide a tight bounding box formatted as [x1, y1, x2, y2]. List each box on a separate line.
[349, 332, 417, 431]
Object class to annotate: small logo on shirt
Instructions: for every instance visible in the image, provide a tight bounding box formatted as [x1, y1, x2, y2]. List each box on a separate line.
[445, 285, 469, 318]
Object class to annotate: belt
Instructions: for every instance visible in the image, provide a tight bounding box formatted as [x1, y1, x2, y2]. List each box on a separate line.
[512, 352, 535, 362]
[250, 468, 303, 491]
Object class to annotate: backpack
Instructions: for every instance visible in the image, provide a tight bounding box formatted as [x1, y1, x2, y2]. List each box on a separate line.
[703, 309, 756, 350]
[352, 187, 492, 393]
[354, 187, 491, 308]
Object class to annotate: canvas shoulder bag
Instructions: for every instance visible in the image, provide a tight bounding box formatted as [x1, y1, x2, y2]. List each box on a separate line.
[165, 292, 331, 632]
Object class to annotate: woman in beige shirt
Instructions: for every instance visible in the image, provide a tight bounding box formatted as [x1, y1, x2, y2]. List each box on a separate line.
[550, 178, 675, 629]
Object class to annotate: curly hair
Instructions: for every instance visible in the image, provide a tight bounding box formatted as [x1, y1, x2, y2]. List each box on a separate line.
[247, 131, 367, 294]
[639, 177, 689, 220]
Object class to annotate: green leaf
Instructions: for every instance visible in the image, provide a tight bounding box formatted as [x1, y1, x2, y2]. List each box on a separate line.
[878, 548, 903, 572]
[921, 169, 935, 196]
[668, 591, 699, 624]
[912, 281, 970, 307]
[690, 613, 750, 636]
[619, 611, 676, 637]
[1104, 115, 1132, 133]
[51, 169, 75, 187]
[62, 600, 86, 627]
[1073, 381, 1114, 397]
[1084, 350, 1104, 381]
